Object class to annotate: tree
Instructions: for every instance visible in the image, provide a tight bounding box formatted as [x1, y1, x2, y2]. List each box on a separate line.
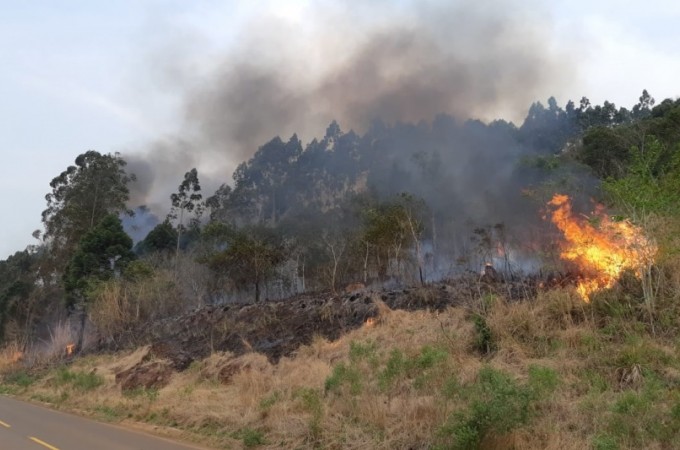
[169, 168, 203, 256]
[63, 214, 135, 351]
[41, 150, 134, 270]
[0, 250, 37, 344]
[63, 214, 135, 306]
[361, 194, 427, 284]
[632, 89, 655, 119]
[135, 219, 178, 255]
[205, 227, 285, 302]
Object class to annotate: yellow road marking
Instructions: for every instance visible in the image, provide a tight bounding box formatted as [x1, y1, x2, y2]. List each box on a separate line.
[29, 436, 60, 450]
[0, 419, 10, 428]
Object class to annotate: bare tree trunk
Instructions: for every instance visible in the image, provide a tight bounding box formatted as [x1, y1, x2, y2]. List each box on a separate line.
[363, 241, 369, 284]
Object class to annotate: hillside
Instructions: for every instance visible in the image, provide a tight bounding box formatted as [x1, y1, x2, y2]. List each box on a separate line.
[2, 93, 680, 449]
[2, 275, 680, 449]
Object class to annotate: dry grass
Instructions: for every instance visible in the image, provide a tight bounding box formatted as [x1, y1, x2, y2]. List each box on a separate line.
[4, 284, 680, 449]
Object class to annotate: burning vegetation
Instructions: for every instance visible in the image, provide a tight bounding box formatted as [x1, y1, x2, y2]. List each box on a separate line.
[546, 193, 657, 301]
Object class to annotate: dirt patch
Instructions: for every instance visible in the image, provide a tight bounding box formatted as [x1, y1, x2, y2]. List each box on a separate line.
[116, 360, 174, 391]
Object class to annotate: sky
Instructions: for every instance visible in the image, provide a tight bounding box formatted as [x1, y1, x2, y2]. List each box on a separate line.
[1, 0, 679, 259]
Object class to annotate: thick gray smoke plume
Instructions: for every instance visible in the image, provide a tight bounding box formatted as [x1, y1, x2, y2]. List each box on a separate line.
[127, 0, 574, 216]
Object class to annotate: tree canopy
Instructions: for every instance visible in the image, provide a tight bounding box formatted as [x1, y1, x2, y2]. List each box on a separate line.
[41, 150, 134, 268]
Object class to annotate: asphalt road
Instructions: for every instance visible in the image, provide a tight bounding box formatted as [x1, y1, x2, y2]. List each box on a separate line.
[0, 396, 209, 450]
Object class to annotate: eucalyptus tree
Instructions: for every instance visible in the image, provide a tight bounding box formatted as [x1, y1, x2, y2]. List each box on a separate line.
[41, 150, 134, 272]
[169, 168, 204, 257]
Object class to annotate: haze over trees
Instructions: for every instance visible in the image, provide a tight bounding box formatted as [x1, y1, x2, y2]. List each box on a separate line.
[1, 90, 679, 348]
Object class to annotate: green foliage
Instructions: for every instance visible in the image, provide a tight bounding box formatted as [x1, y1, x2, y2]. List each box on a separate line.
[54, 367, 104, 391]
[579, 126, 635, 178]
[592, 434, 620, 450]
[348, 340, 379, 365]
[603, 136, 680, 217]
[63, 214, 135, 305]
[435, 366, 558, 450]
[122, 260, 154, 281]
[169, 168, 204, 252]
[204, 226, 286, 302]
[377, 345, 449, 392]
[94, 404, 125, 421]
[135, 219, 178, 255]
[471, 314, 496, 355]
[361, 193, 427, 282]
[233, 428, 267, 448]
[3, 370, 36, 388]
[41, 150, 134, 268]
[295, 387, 324, 442]
[378, 349, 407, 391]
[259, 391, 281, 410]
[0, 250, 37, 342]
[599, 375, 680, 448]
[324, 362, 362, 395]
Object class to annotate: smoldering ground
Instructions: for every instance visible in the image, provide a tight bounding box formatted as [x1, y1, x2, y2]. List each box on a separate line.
[126, 0, 576, 228]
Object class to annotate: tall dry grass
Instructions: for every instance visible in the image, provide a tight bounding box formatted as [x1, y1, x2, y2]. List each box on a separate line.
[5, 281, 680, 449]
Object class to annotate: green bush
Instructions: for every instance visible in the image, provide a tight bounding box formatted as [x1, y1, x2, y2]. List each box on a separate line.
[471, 314, 496, 355]
[54, 368, 103, 391]
[4, 370, 35, 387]
[435, 366, 558, 450]
[233, 428, 267, 448]
[324, 362, 362, 395]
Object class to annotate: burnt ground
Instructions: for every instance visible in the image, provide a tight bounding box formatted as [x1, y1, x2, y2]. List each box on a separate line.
[99, 274, 564, 381]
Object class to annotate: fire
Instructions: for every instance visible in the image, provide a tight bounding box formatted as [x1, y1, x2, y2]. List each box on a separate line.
[365, 317, 376, 327]
[546, 194, 656, 301]
[65, 343, 75, 356]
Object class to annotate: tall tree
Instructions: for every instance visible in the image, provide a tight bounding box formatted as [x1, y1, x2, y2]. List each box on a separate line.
[63, 214, 135, 351]
[205, 226, 285, 302]
[41, 150, 134, 271]
[135, 219, 178, 255]
[169, 168, 203, 256]
[63, 214, 136, 304]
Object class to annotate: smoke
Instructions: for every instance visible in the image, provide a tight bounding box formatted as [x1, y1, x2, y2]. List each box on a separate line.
[127, 0, 575, 220]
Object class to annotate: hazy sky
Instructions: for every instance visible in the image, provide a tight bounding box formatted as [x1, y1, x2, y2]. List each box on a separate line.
[1, 0, 679, 259]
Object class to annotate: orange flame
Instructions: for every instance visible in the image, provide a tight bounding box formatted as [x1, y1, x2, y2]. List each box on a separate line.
[365, 317, 376, 327]
[546, 194, 656, 301]
[66, 344, 75, 356]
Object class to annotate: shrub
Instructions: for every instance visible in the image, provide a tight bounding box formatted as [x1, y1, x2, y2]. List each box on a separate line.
[54, 368, 104, 391]
[435, 366, 558, 449]
[471, 314, 496, 355]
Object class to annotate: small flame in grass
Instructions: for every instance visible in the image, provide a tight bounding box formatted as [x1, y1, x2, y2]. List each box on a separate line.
[65, 344, 75, 356]
[365, 317, 376, 327]
[546, 194, 656, 301]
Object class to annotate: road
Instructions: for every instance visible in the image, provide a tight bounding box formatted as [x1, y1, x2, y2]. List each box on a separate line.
[0, 395, 209, 450]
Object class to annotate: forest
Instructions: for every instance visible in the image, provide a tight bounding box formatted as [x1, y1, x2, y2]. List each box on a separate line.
[1, 89, 678, 349]
[2, 88, 680, 448]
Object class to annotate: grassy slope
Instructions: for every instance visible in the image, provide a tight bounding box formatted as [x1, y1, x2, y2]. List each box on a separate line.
[2, 284, 680, 450]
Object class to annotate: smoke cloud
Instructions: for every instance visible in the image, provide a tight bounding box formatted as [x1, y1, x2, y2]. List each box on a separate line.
[127, 0, 575, 218]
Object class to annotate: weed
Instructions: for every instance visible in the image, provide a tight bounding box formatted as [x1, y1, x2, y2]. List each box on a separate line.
[378, 349, 407, 391]
[592, 433, 620, 450]
[471, 314, 496, 355]
[435, 366, 557, 450]
[528, 365, 559, 394]
[124, 386, 158, 399]
[348, 340, 378, 366]
[4, 370, 35, 387]
[233, 428, 267, 447]
[295, 388, 323, 442]
[259, 391, 281, 410]
[325, 362, 362, 395]
[94, 404, 124, 422]
[54, 368, 103, 391]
